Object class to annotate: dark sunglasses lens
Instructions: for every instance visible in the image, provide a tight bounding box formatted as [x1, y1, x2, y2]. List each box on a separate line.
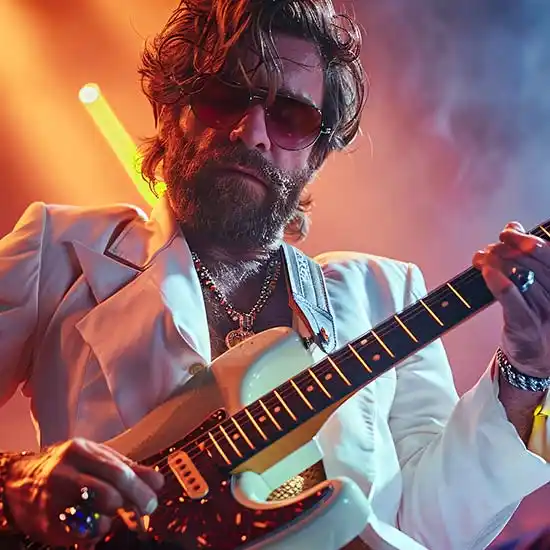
[191, 80, 250, 128]
[267, 96, 323, 150]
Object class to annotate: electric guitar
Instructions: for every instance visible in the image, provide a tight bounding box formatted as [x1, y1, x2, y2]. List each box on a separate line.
[6, 220, 550, 550]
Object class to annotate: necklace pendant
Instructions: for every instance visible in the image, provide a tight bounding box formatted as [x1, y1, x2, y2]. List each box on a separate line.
[225, 328, 255, 349]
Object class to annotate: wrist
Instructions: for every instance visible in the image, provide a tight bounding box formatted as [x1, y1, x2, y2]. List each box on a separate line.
[0, 452, 32, 533]
[496, 350, 548, 445]
[497, 348, 550, 393]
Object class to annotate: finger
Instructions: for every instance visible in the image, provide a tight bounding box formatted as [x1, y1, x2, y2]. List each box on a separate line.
[88, 446, 159, 516]
[474, 246, 550, 294]
[37, 471, 115, 547]
[529, 240, 550, 268]
[133, 464, 165, 492]
[488, 242, 550, 271]
[503, 221, 526, 233]
[48, 467, 125, 516]
[491, 275, 540, 332]
[521, 280, 550, 325]
[66, 440, 158, 516]
[104, 445, 165, 491]
[473, 248, 511, 274]
[485, 242, 524, 261]
[475, 250, 550, 328]
[478, 261, 515, 298]
[500, 228, 547, 254]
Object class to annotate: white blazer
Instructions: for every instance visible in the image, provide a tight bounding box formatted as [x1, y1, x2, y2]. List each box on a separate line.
[0, 198, 549, 550]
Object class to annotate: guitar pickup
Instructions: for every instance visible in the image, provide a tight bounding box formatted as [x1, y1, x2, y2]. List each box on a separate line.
[167, 451, 209, 499]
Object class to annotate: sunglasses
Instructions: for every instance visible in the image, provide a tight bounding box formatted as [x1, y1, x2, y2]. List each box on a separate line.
[189, 78, 331, 151]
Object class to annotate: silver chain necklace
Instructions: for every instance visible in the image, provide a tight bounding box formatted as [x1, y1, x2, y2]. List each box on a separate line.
[191, 250, 282, 349]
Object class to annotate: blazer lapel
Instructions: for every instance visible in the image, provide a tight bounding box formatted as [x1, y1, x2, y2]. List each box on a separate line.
[74, 198, 212, 427]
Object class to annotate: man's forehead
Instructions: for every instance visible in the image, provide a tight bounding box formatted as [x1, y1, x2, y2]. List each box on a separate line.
[231, 34, 324, 104]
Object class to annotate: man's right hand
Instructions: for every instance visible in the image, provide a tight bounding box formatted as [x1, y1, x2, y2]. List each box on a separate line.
[4, 438, 164, 547]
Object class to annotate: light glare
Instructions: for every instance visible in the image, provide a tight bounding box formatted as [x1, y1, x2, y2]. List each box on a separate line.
[79, 84, 101, 104]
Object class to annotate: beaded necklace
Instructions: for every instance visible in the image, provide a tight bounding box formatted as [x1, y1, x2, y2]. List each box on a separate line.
[191, 250, 282, 348]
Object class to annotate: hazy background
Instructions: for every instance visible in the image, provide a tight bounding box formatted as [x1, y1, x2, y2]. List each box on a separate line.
[1, 0, 549, 544]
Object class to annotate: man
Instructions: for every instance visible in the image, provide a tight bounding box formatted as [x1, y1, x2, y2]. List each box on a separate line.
[0, 0, 549, 548]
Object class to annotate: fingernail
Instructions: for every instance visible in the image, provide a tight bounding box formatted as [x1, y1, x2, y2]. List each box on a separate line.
[145, 496, 158, 515]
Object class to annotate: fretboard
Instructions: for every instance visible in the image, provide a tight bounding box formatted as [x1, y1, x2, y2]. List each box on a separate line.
[204, 221, 550, 470]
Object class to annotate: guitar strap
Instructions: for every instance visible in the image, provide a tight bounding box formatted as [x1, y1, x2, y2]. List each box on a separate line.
[281, 243, 337, 354]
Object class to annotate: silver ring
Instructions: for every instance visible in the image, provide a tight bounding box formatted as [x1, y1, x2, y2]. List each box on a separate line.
[59, 486, 100, 539]
[509, 266, 535, 294]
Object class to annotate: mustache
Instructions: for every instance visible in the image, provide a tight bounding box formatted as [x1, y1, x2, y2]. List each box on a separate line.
[205, 144, 289, 189]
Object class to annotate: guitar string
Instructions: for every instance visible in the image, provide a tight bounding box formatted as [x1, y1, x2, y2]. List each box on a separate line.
[149, 267, 487, 473]
[150, 218, 550, 471]
[23, 225, 550, 550]
[132, 220, 549, 472]
[187, 223, 550, 460]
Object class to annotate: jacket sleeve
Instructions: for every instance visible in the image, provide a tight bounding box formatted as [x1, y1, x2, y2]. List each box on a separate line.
[0, 202, 46, 407]
[392, 263, 550, 549]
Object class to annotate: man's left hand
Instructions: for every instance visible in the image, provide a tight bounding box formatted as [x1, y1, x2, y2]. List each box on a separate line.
[473, 222, 550, 379]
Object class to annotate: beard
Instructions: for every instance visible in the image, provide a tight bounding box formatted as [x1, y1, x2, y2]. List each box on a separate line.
[162, 122, 315, 251]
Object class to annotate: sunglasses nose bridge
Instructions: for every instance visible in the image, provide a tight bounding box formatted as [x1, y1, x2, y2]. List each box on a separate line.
[248, 90, 270, 112]
[229, 101, 273, 151]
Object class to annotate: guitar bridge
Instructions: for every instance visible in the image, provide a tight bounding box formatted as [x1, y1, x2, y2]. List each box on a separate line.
[167, 451, 209, 499]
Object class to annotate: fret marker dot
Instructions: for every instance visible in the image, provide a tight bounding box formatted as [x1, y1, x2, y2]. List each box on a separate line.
[274, 406, 281, 413]
[259, 416, 266, 423]
[373, 354, 381, 362]
[306, 385, 314, 392]
[442, 300, 449, 308]
[325, 373, 333, 381]
[361, 339, 368, 346]
[232, 433, 240, 440]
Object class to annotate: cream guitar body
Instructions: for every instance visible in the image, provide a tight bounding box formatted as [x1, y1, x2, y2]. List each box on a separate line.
[106, 327, 372, 550]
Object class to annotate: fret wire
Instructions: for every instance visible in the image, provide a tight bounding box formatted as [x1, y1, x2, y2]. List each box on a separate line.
[230, 417, 255, 449]
[419, 299, 444, 326]
[370, 329, 395, 358]
[326, 355, 352, 385]
[259, 399, 283, 431]
[347, 343, 373, 372]
[218, 424, 242, 458]
[393, 314, 419, 343]
[185, 219, 550, 465]
[446, 282, 471, 309]
[207, 432, 231, 465]
[274, 390, 298, 420]
[308, 368, 332, 398]
[244, 408, 268, 440]
[290, 380, 314, 410]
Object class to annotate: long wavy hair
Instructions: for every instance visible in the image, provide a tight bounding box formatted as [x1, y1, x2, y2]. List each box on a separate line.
[138, 0, 366, 240]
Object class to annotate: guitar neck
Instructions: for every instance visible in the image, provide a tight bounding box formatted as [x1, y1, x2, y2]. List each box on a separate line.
[207, 222, 550, 471]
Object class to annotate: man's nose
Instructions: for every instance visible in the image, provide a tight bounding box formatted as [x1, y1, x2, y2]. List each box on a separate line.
[229, 104, 272, 152]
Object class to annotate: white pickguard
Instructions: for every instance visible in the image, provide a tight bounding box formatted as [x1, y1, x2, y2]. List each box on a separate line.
[108, 328, 372, 549]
